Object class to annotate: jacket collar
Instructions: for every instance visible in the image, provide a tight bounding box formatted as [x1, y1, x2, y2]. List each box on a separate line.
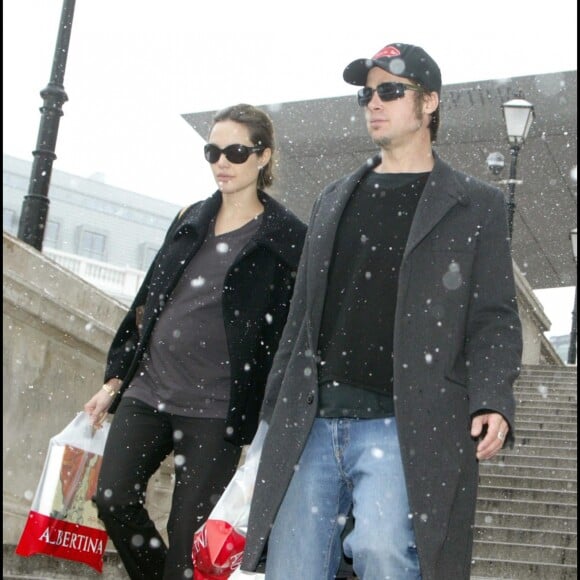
[326, 151, 471, 259]
[404, 151, 471, 258]
[173, 190, 304, 267]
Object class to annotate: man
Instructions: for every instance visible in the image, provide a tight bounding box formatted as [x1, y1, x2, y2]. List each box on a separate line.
[241, 43, 522, 580]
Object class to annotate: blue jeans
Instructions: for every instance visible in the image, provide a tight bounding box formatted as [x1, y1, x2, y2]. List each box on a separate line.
[265, 417, 421, 580]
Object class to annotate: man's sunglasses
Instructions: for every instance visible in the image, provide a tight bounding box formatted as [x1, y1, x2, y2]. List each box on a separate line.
[204, 143, 264, 164]
[357, 82, 425, 107]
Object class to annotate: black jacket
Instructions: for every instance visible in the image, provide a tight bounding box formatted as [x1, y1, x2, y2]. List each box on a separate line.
[104, 190, 306, 445]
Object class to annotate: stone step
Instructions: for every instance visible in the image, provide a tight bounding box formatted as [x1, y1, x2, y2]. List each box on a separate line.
[516, 384, 577, 395]
[515, 401, 577, 413]
[478, 485, 577, 504]
[517, 399, 577, 408]
[475, 510, 577, 533]
[517, 380, 578, 387]
[2, 545, 128, 579]
[493, 453, 576, 469]
[480, 463, 577, 480]
[516, 384, 577, 392]
[516, 436, 577, 449]
[470, 555, 577, 579]
[518, 372, 578, 381]
[516, 408, 578, 416]
[479, 463, 578, 482]
[517, 384, 578, 391]
[474, 525, 577, 548]
[474, 539, 576, 565]
[519, 376, 577, 382]
[519, 366, 578, 376]
[506, 445, 577, 458]
[517, 422, 578, 434]
[516, 406, 578, 420]
[476, 497, 577, 518]
[517, 428, 578, 440]
[517, 413, 578, 423]
[515, 395, 577, 405]
[516, 393, 577, 404]
[479, 473, 577, 491]
[516, 381, 578, 389]
[518, 399, 577, 407]
[515, 409, 577, 422]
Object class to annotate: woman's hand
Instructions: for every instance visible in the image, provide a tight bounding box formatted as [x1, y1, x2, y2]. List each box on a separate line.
[84, 378, 122, 428]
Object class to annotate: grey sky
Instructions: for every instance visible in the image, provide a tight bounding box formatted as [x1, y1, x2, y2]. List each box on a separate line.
[2, 0, 577, 337]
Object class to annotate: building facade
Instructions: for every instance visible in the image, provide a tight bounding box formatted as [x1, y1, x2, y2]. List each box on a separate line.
[3, 154, 181, 304]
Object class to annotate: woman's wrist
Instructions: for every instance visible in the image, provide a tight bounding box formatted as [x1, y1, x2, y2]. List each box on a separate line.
[101, 383, 119, 398]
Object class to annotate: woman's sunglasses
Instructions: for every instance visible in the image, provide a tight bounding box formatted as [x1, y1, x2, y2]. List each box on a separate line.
[204, 143, 264, 164]
[357, 82, 425, 107]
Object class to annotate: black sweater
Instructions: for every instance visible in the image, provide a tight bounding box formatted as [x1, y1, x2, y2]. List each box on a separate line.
[317, 171, 428, 418]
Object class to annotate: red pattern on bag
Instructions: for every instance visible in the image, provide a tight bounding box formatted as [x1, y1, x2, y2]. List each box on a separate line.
[15, 511, 108, 573]
[192, 519, 246, 579]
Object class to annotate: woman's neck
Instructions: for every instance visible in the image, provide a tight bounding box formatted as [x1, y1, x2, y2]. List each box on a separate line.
[214, 191, 264, 236]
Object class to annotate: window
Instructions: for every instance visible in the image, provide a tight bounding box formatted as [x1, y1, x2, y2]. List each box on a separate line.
[78, 229, 107, 261]
[140, 243, 159, 270]
[3, 208, 17, 233]
[43, 220, 60, 248]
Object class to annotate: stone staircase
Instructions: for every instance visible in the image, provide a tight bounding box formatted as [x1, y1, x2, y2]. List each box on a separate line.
[4, 365, 576, 579]
[471, 364, 577, 579]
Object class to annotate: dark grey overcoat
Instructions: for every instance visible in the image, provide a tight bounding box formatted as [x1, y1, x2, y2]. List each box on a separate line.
[241, 154, 523, 579]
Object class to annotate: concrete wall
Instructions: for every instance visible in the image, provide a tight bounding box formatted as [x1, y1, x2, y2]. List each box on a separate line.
[2, 230, 561, 555]
[2, 232, 172, 550]
[514, 261, 562, 366]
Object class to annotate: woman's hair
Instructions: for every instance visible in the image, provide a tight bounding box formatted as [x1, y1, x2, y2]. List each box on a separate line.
[210, 103, 275, 189]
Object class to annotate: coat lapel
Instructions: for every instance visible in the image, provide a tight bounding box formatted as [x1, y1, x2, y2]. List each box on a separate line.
[403, 156, 467, 260]
[306, 154, 468, 338]
[153, 192, 221, 303]
[306, 160, 375, 338]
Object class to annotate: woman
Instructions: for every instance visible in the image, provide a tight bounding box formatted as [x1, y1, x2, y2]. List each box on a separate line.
[84, 103, 306, 580]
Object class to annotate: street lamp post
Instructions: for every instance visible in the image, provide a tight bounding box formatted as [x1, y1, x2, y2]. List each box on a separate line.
[500, 96, 535, 242]
[568, 228, 577, 365]
[16, 0, 76, 251]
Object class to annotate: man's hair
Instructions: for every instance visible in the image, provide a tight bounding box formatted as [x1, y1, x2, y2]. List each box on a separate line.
[430, 104, 441, 143]
[413, 90, 440, 143]
[210, 103, 275, 189]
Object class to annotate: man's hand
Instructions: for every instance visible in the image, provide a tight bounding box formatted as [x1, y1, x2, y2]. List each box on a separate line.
[471, 412, 509, 461]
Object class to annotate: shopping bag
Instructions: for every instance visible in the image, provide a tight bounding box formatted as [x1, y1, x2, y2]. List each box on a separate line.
[229, 568, 265, 579]
[15, 412, 111, 573]
[192, 420, 268, 580]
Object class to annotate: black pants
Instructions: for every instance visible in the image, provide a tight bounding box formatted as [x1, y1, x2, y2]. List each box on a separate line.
[94, 397, 241, 580]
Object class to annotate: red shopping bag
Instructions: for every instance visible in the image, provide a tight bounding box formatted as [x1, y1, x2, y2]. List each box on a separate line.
[15, 412, 110, 573]
[192, 520, 246, 579]
[192, 421, 267, 579]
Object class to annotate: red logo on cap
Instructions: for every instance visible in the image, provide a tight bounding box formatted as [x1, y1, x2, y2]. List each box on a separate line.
[373, 45, 401, 59]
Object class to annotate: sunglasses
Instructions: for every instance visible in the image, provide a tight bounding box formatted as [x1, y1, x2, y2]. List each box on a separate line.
[357, 82, 425, 107]
[204, 143, 264, 164]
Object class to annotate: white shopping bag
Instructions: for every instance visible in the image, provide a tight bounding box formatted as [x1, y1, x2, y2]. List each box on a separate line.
[192, 420, 267, 579]
[15, 412, 111, 573]
[229, 568, 265, 579]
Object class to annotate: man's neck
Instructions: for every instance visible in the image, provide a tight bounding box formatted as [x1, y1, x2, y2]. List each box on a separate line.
[374, 139, 435, 174]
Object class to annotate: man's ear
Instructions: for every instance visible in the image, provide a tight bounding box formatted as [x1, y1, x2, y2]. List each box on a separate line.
[424, 91, 439, 115]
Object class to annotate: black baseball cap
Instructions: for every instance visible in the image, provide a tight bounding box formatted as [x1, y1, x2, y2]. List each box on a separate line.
[343, 43, 442, 95]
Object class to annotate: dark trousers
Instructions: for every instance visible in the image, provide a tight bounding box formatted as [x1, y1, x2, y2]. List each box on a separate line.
[94, 397, 241, 580]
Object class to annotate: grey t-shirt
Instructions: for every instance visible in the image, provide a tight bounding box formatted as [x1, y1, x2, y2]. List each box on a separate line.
[126, 214, 263, 417]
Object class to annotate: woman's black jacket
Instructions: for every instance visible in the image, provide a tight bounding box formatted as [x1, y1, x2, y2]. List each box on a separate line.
[104, 190, 307, 445]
